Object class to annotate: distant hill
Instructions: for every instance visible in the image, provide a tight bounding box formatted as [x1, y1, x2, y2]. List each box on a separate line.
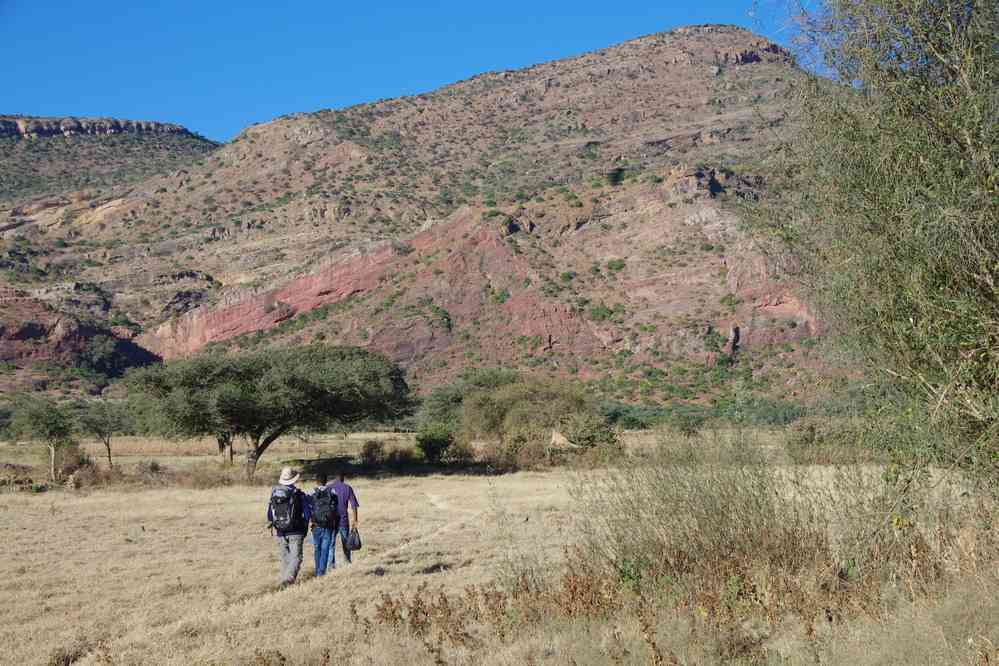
[0, 25, 828, 408]
[0, 115, 217, 205]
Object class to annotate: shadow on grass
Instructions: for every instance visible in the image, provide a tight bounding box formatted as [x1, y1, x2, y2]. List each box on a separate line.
[290, 455, 502, 481]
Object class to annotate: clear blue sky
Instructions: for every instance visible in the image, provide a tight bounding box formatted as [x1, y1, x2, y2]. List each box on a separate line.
[0, 1, 787, 142]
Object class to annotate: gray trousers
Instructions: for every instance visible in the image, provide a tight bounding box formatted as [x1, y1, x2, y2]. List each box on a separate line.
[276, 534, 304, 585]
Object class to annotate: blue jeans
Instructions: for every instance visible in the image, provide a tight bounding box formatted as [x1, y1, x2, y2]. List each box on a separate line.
[331, 525, 352, 568]
[312, 527, 334, 576]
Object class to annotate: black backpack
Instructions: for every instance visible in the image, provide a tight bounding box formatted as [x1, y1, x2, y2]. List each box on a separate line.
[269, 485, 301, 532]
[312, 486, 338, 529]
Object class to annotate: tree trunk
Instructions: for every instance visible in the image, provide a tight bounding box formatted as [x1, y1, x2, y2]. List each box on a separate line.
[244, 430, 285, 479]
[104, 438, 113, 469]
[49, 444, 56, 482]
[245, 447, 260, 478]
[217, 434, 233, 466]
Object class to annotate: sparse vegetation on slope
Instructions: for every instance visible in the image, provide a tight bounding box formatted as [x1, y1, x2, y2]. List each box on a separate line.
[0, 128, 217, 204]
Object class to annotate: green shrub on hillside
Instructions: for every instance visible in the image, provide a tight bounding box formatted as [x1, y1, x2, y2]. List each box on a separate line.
[416, 422, 454, 463]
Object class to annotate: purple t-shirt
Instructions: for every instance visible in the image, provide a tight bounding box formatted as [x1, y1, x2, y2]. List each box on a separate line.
[331, 480, 358, 526]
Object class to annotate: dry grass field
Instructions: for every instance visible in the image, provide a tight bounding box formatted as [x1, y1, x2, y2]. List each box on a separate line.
[1, 430, 997, 665]
[0, 468, 575, 665]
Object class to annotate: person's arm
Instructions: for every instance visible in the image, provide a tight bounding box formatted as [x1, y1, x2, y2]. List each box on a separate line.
[302, 490, 313, 526]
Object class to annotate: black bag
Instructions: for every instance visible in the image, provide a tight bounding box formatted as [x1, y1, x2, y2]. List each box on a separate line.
[269, 485, 301, 532]
[347, 527, 362, 551]
[312, 486, 338, 529]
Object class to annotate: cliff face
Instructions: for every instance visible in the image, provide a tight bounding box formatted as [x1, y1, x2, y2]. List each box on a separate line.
[0, 115, 193, 140]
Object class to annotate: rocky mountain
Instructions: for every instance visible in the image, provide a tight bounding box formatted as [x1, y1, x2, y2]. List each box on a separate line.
[0, 25, 824, 405]
[0, 115, 217, 207]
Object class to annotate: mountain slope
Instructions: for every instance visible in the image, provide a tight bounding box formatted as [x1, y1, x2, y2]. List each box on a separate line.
[1, 25, 822, 404]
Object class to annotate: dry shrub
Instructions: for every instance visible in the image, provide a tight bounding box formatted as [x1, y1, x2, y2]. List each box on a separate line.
[384, 446, 419, 468]
[46, 635, 100, 666]
[173, 462, 273, 489]
[56, 442, 92, 479]
[441, 439, 475, 465]
[359, 439, 385, 466]
[65, 464, 127, 489]
[572, 432, 999, 654]
[461, 377, 615, 471]
[786, 417, 882, 465]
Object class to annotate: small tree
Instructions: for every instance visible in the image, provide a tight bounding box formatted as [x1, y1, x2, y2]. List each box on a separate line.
[8, 394, 76, 482]
[129, 345, 411, 477]
[77, 400, 129, 469]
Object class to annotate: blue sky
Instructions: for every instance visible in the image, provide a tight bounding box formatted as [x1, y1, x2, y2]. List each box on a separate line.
[0, 1, 788, 142]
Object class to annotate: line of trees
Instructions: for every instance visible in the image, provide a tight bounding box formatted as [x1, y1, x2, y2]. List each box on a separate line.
[2, 344, 411, 479]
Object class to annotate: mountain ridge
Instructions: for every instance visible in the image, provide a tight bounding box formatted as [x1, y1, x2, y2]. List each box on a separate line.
[0, 114, 200, 140]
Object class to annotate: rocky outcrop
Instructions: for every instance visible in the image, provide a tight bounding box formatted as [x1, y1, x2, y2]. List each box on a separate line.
[0, 286, 158, 385]
[0, 115, 195, 140]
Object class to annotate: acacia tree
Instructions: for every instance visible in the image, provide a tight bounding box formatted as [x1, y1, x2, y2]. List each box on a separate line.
[8, 394, 76, 482]
[127, 354, 250, 464]
[129, 345, 411, 477]
[77, 400, 130, 469]
[752, 0, 998, 474]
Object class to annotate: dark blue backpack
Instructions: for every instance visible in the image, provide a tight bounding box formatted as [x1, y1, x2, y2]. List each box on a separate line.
[312, 486, 339, 529]
[269, 485, 301, 532]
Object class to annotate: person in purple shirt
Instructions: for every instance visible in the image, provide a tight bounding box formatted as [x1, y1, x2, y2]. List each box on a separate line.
[330, 471, 359, 567]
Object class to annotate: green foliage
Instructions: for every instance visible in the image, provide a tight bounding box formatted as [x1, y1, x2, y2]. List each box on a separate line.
[128, 345, 411, 476]
[7, 394, 77, 480]
[77, 400, 131, 467]
[416, 422, 454, 463]
[460, 375, 615, 468]
[753, 1, 999, 475]
[7, 394, 74, 446]
[559, 410, 619, 449]
[606, 259, 626, 272]
[419, 367, 520, 427]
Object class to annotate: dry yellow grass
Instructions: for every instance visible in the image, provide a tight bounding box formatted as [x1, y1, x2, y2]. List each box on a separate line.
[0, 469, 575, 665]
[2, 429, 997, 664]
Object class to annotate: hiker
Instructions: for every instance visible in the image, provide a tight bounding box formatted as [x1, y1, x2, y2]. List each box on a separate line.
[331, 471, 359, 568]
[310, 472, 339, 576]
[267, 467, 312, 587]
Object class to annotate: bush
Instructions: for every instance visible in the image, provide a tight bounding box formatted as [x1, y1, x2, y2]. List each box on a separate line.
[442, 439, 475, 465]
[136, 459, 165, 476]
[668, 411, 706, 438]
[573, 433, 995, 645]
[360, 440, 386, 466]
[57, 443, 92, 478]
[385, 447, 419, 467]
[461, 376, 614, 470]
[416, 422, 453, 463]
[560, 411, 619, 450]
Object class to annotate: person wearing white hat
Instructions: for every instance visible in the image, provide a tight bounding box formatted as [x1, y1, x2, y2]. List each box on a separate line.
[267, 467, 312, 587]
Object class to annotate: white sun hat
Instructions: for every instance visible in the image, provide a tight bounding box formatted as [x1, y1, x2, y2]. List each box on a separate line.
[278, 467, 301, 486]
